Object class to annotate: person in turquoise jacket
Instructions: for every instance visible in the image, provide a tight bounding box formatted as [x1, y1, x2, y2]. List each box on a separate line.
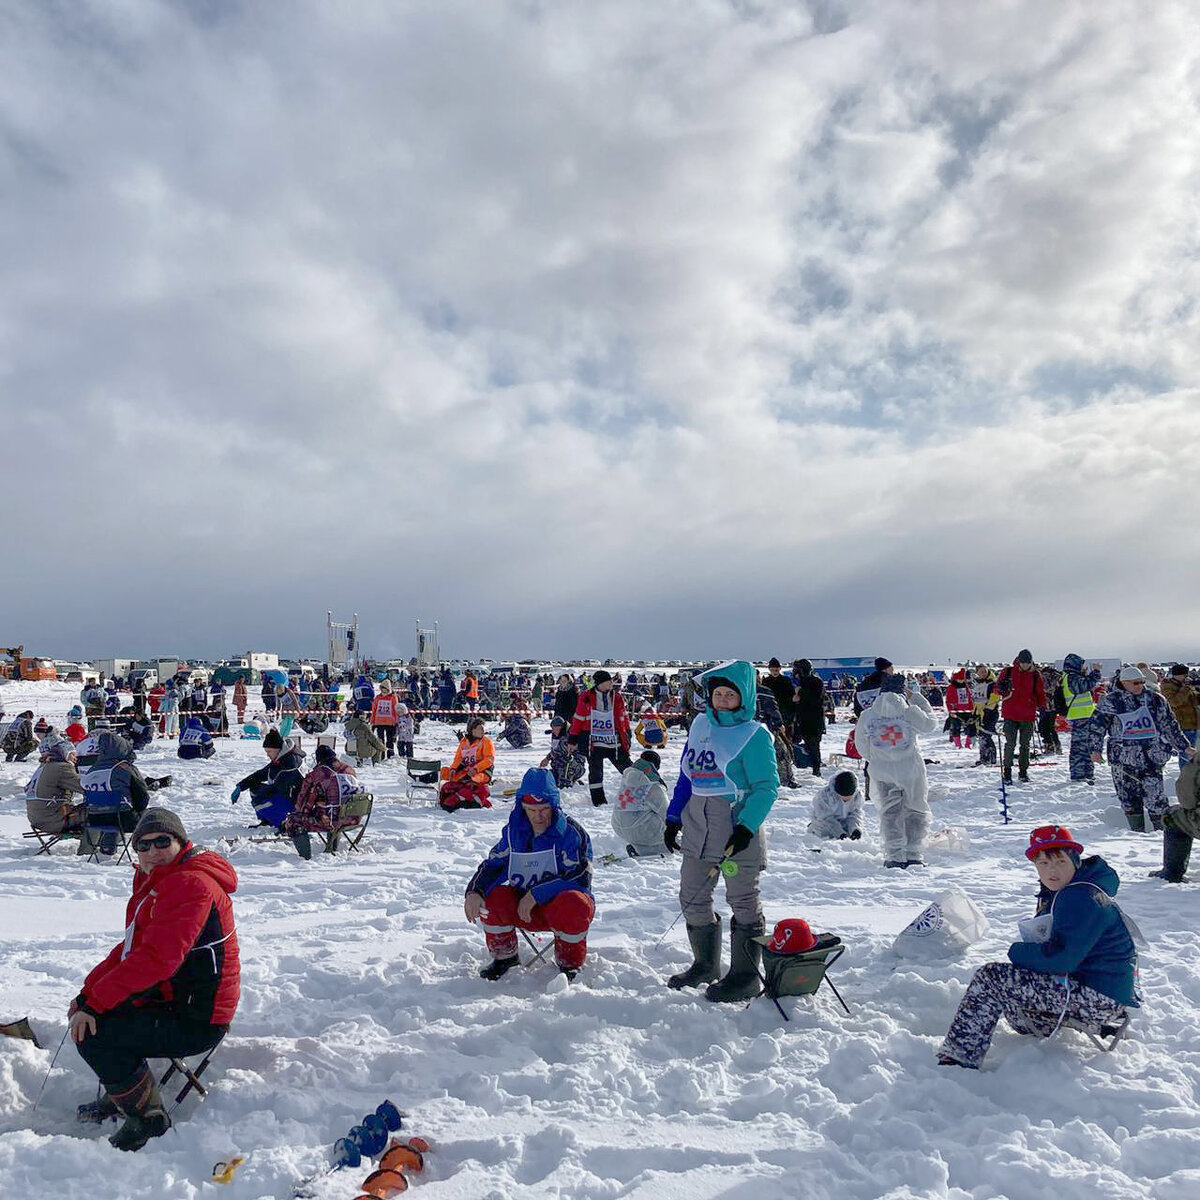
[663, 660, 780, 1002]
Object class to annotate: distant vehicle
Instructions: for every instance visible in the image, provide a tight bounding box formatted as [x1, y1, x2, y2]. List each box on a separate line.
[130, 668, 159, 688]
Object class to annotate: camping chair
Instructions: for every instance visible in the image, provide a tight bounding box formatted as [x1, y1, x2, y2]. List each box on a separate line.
[754, 933, 850, 1022]
[1061, 1010, 1132, 1052]
[519, 929, 552, 969]
[24, 822, 82, 856]
[158, 1030, 227, 1114]
[318, 792, 373, 854]
[80, 803, 133, 865]
[406, 757, 441, 802]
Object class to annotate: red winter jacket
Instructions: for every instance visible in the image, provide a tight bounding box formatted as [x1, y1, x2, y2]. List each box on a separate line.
[996, 660, 1047, 724]
[945, 672, 974, 715]
[81, 844, 240, 1026]
[569, 688, 631, 753]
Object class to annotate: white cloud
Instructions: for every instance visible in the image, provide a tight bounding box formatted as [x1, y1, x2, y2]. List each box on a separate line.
[2, 0, 1199, 661]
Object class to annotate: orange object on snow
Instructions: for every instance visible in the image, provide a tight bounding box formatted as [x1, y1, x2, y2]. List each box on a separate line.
[361, 1167, 409, 1196]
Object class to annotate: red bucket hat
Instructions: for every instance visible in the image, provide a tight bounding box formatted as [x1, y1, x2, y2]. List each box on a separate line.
[1025, 824, 1083, 860]
[765, 918, 817, 954]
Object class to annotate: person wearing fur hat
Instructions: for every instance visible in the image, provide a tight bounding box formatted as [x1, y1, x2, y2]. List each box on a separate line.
[853, 674, 939, 868]
[664, 660, 781, 1002]
[230, 729, 306, 828]
[1089, 666, 1195, 832]
[569, 670, 633, 806]
[611, 750, 670, 857]
[465, 767, 595, 980]
[807, 771, 864, 840]
[938, 826, 1138, 1069]
[71, 807, 239, 1151]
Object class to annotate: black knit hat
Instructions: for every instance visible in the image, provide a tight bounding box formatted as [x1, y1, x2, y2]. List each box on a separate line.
[768, 657, 781, 668]
[874, 657, 892, 671]
[833, 771, 857, 797]
[131, 807, 188, 845]
[639, 750, 662, 769]
[263, 728, 284, 750]
[593, 670, 612, 686]
[1017, 649, 1034, 664]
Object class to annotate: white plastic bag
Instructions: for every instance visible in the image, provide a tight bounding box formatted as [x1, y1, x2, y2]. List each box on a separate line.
[892, 889, 989, 960]
[925, 826, 970, 854]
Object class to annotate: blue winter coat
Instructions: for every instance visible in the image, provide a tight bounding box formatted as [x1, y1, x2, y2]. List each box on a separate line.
[353, 676, 375, 713]
[1008, 855, 1140, 1007]
[465, 768, 593, 906]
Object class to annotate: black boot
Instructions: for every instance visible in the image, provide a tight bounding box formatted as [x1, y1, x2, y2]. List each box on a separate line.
[667, 916, 722, 990]
[479, 955, 520, 981]
[705, 918, 764, 1003]
[291, 831, 312, 860]
[1150, 821, 1192, 882]
[1126, 810, 1147, 833]
[108, 1067, 171, 1152]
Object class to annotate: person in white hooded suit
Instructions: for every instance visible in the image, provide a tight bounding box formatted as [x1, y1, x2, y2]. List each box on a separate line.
[853, 673, 940, 868]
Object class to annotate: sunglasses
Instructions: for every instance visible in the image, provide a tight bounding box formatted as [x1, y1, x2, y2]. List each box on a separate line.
[134, 835, 175, 852]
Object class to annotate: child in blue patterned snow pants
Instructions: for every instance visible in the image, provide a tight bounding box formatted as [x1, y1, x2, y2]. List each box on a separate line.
[937, 963, 1124, 1068]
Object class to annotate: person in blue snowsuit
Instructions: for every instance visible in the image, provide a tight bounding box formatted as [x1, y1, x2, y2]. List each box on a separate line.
[1060, 653, 1102, 783]
[939, 825, 1139, 1068]
[464, 767, 594, 980]
[103, 683, 121, 716]
[1090, 667, 1195, 831]
[352, 674, 375, 715]
[663, 660, 780, 1002]
[177, 716, 215, 760]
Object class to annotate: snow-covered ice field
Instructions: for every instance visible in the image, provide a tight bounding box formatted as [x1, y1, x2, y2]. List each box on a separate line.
[2, 681, 1199, 1200]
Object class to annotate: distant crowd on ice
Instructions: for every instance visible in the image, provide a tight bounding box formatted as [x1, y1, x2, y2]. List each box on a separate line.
[4, 651, 1199, 1147]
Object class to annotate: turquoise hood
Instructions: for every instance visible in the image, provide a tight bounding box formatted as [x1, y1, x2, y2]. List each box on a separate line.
[697, 660, 759, 727]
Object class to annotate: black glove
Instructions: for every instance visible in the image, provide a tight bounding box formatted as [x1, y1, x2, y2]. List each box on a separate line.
[724, 824, 754, 858]
[664, 821, 681, 853]
[849, 828, 862, 840]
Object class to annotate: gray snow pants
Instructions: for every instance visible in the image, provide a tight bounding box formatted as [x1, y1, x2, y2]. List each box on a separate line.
[938, 962, 1125, 1068]
[678, 793, 765, 925]
[876, 781, 929, 863]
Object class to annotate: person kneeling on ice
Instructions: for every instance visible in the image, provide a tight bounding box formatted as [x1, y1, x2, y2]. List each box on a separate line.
[344, 709, 386, 765]
[611, 750, 670, 857]
[807, 771, 864, 841]
[439, 717, 495, 811]
[464, 767, 595, 981]
[177, 716, 216, 760]
[663, 660, 780, 1002]
[853, 674, 939, 868]
[230, 728, 306, 828]
[540, 715, 586, 789]
[937, 825, 1139, 1069]
[71, 808, 239, 1151]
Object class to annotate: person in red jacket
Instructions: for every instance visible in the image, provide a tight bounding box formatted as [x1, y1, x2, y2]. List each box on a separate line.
[995, 650, 1047, 784]
[70, 807, 239, 1152]
[944, 668, 975, 750]
[569, 670, 632, 806]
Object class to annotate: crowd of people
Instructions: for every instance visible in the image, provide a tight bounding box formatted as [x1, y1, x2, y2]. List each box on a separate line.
[5, 650, 1198, 1152]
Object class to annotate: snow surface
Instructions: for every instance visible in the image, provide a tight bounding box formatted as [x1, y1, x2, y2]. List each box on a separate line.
[2, 680, 1199, 1200]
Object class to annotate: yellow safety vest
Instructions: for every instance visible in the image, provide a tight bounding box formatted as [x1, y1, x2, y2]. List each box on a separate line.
[1061, 676, 1096, 720]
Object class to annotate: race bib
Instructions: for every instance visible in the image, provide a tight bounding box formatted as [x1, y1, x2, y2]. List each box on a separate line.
[335, 772, 363, 798]
[856, 688, 880, 710]
[590, 709, 617, 747]
[1116, 706, 1155, 741]
[683, 744, 730, 794]
[507, 848, 558, 890]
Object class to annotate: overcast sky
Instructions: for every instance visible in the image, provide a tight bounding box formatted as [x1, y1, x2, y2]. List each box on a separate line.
[4, 0, 1198, 666]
